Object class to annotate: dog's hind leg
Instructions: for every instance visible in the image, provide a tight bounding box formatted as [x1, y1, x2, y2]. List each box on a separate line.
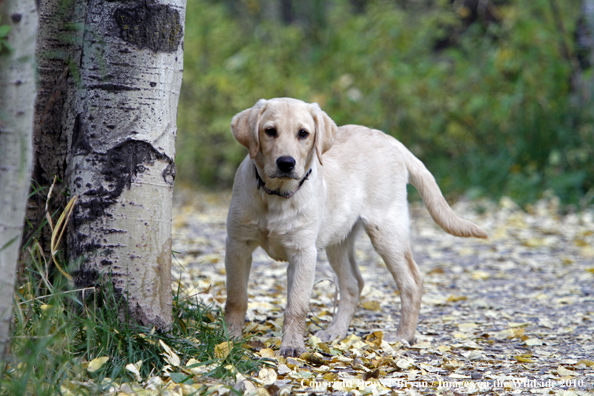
[224, 237, 256, 339]
[316, 223, 364, 343]
[364, 216, 423, 344]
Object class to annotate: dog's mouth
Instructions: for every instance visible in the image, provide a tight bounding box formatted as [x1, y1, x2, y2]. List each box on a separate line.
[270, 172, 300, 181]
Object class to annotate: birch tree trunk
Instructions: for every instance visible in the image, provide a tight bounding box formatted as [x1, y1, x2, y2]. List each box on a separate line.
[29, 0, 185, 330]
[0, 0, 38, 358]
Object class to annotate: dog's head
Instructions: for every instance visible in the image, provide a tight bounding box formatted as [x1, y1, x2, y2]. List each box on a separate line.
[231, 98, 338, 180]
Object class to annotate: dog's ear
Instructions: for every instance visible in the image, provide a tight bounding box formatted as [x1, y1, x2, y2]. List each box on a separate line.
[310, 103, 338, 165]
[231, 99, 268, 159]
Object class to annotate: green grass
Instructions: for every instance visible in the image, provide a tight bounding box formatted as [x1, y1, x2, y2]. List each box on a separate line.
[1, 249, 261, 395]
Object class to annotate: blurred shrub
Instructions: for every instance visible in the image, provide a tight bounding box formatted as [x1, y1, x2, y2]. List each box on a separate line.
[177, 0, 593, 206]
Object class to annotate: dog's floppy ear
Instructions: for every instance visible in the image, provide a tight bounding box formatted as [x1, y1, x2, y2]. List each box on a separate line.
[231, 99, 268, 159]
[310, 103, 338, 165]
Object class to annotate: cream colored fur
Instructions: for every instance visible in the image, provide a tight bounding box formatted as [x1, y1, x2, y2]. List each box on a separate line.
[224, 98, 487, 357]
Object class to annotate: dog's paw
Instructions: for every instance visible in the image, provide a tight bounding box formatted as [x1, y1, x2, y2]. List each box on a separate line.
[279, 345, 307, 358]
[315, 328, 345, 343]
[279, 336, 307, 358]
[385, 332, 413, 346]
[225, 322, 244, 339]
[394, 329, 416, 345]
[391, 337, 412, 347]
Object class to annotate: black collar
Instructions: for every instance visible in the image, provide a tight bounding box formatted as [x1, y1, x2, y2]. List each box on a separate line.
[255, 166, 312, 199]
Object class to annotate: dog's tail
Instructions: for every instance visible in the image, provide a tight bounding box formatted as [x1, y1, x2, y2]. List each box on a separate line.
[403, 146, 488, 239]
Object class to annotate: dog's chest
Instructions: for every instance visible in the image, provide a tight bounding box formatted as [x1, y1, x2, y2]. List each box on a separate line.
[255, 222, 290, 262]
[253, 206, 311, 262]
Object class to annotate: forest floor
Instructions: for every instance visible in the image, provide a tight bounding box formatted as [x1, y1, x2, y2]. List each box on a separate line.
[171, 190, 594, 395]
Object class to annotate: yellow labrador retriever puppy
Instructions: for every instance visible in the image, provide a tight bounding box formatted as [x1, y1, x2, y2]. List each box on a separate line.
[225, 97, 487, 357]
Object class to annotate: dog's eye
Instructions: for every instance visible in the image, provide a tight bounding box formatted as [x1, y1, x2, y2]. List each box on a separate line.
[265, 127, 277, 137]
[298, 129, 309, 139]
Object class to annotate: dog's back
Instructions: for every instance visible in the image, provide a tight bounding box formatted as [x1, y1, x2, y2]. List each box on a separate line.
[322, 124, 487, 240]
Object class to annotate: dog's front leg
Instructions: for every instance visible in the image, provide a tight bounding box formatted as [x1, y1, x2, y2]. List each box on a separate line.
[224, 236, 256, 339]
[280, 247, 317, 357]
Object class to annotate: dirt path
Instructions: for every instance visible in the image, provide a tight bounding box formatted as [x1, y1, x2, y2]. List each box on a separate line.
[172, 190, 594, 395]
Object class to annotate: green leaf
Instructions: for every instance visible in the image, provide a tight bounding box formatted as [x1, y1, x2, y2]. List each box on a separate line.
[169, 372, 193, 384]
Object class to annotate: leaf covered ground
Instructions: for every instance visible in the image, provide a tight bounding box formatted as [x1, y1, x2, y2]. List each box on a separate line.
[124, 191, 594, 395]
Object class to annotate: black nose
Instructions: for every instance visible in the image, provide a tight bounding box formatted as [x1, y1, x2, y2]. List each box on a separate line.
[276, 156, 296, 173]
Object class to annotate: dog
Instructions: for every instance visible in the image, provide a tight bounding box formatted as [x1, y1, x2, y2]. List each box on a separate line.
[224, 97, 487, 357]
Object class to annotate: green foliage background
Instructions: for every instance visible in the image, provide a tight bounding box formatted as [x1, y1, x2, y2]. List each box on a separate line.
[177, 0, 594, 206]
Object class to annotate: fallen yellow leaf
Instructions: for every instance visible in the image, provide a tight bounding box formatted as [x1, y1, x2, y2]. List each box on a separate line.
[514, 353, 533, 363]
[458, 322, 478, 331]
[255, 388, 270, 396]
[365, 331, 383, 347]
[244, 340, 266, 350]
[323, 372, 339, 382]
[471, 270, 490, 280]
[525, 338, 542, 346]
[317, 342, 332, 354]
[308, 335, 322, 347]
[300, 352, 325, 366]
[505, 327, 525, 339]
[577, 359, 594, 367]
[339, 334, 365, 350]
[87, 356, 109, 373]
[258, 348, 276, 358]
[159, 340, 181, 367]
[574, 238, 589, 247]
[125, 360, 143, 382]
[446, 295, 467, 303]
[561, 257, 574, 265]
[508, 322, 529, 328]
[442, 358, 464, 370]
[396, 358, 413, 370]
[427, 267, 445, 275]
[523, 238, 546, 247]
[362, 300, 381, 311]
[258, 367, 277, 385]
[380, 340, 395, 355]
[557, 366, 576, 377]
[449, 373, 471, 379]
[214, 341, 232, 359]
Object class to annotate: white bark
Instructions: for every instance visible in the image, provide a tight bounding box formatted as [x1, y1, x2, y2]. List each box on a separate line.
[0, 0, 38, 357]
[66, 0, 185, 328]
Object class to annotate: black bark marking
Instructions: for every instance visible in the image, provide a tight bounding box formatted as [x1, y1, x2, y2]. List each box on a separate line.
[162, 161, 176, 185]
[74, 139, 174, 229]
[72, 267, 100, 289]
[114, 2, 183, 53]
[70, 232, 102, 260]
[88, 83, 142, 92]
[71, 113, 93, 155]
